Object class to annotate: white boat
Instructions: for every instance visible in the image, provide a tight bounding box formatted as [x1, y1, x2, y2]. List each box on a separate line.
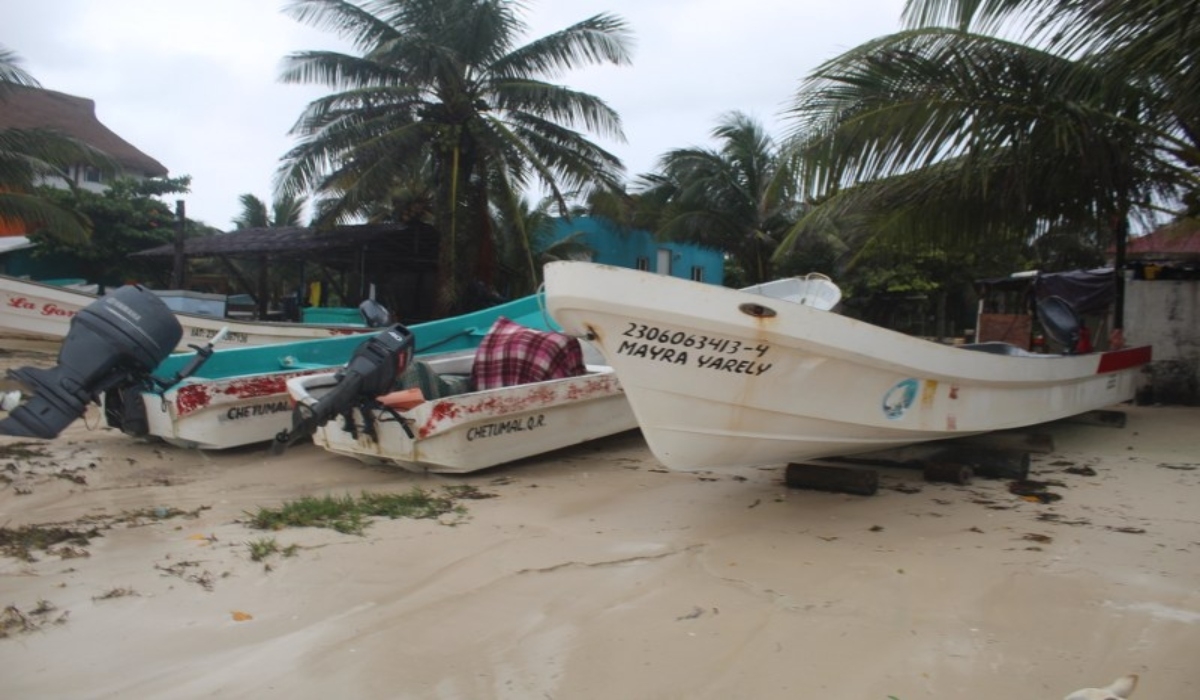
[106, 294, 558, 450]
[543, 261, 1153, 472]
[284, 320, 637, 474]
[0, 274, 372, 350]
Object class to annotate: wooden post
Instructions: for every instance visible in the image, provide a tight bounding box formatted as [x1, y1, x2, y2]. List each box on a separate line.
[1114, 215, 1127, 330]
[171, 200, 186, 289]
[256, 254, 269, 319]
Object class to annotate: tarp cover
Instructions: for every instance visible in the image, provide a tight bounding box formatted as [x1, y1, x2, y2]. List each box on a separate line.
[470, 317, 585, 390]
[1035, 268, 1115, 315]
[977, 268, 1115, 315]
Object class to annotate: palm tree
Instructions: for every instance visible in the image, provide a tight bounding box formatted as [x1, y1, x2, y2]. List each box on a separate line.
[0, 46, 112, 243]
[638, 111, 804, 285]
[225, 192, 311, 318]
[488, 192, 602, 298]
[781, 0, 1200, 327]
[276, 0, 632, 314]
[231, 192, 307, 229]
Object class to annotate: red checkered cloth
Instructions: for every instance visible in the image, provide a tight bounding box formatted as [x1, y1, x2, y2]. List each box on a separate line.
[470, 317, 586, 390]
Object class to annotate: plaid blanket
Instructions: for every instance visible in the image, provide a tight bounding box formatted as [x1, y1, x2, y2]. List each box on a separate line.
[470, 317, 586, 390]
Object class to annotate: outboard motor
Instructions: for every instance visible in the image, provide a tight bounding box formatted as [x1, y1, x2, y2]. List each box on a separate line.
[103, 326, 230, 438]
[358, 298, 390, 328]
[1037, 295, 1083, 354]
[272, 323, 414, 453]
[1, 285, 182, 439]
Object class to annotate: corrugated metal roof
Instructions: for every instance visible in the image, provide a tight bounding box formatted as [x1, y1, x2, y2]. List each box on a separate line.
[1126, 220, 1200, 258]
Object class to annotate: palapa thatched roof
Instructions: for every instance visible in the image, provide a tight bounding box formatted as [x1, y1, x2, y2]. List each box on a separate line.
[0, 85, 168, 178]
[131, 223, 438, 268]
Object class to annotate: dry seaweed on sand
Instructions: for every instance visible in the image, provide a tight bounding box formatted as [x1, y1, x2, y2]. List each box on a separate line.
[0, 600, 68, 639]
[0, 524, 102, 562]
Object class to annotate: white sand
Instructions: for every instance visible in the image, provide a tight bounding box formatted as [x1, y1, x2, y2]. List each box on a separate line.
[1, 339, 1197, 698]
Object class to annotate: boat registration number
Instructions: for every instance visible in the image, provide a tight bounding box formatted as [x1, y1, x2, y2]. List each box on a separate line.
[617, 323, 773, 376]
[190, 327, 250, 344]
[621, 323, 769, 357]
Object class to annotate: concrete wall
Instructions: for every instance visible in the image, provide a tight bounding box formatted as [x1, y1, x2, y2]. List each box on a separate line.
[1124, 278, 1200, 404]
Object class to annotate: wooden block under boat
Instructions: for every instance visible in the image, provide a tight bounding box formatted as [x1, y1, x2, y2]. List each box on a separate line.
[922, 461, 973, 485]
[1060, 409, 1127, 429]
[785, 462, 879, 496]
[832, 444, 1031, 480]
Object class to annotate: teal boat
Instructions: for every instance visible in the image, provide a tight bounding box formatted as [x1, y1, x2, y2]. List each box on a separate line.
[102, 294, 558, 449]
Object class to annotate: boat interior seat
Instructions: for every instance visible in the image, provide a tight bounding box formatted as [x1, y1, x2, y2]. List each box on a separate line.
[960, 341, 1039, 357]
[439, 373, 473, 396]
[397, 360, 472, 400]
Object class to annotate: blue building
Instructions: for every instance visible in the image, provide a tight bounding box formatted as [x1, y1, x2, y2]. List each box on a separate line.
[545, 216, 724, 285]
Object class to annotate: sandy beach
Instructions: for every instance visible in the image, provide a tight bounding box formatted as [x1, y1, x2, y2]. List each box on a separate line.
[1, 338, 1197, 699]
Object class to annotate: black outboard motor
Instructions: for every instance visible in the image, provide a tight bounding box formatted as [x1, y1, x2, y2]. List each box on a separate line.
[358, 298, 390, 328]
[1, 285, 182, 439]
[272, 323, 415, 453]
[103, 326, 231, 438]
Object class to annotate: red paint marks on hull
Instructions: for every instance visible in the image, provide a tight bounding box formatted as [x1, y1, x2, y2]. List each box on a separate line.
[172, 370, 324, 417]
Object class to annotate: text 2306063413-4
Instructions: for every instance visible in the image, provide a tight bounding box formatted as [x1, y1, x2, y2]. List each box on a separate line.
[616, 323, 773, 376]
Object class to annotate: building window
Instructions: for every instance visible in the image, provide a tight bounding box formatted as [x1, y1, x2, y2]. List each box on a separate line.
[690, 266, 704, 282]
[635, 256, 649, 271]
[656, 249, 672, 275]
[84, 166, 103, 184]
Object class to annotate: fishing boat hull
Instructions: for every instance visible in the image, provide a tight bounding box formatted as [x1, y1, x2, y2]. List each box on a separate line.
[543, 262, 1152, 472]
[124, 369, 325, 450]
[287, 362, 636, 474]
[0, 274, 371, 350]
[105, 294, 558, 450]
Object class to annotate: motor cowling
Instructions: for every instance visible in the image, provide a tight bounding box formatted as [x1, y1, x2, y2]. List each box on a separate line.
[1, 284, 182, 439]
[358, 298, 391, 328]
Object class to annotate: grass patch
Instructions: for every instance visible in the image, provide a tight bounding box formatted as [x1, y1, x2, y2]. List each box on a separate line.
[247, 537, 298, 562]
[0, 524, 102, 562]
[246, 486, 487, 536]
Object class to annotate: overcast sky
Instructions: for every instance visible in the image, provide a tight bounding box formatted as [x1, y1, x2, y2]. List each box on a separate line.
[7, 0, 908, 230]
